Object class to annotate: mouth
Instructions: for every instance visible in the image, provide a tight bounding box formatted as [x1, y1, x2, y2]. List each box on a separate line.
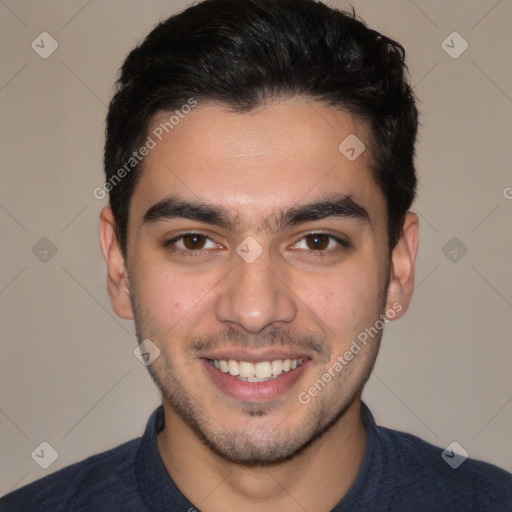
[206, 357, 305, 382]
[202, 355, 311, 402]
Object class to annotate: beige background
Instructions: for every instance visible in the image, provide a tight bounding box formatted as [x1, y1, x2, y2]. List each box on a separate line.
[1, 0, 511, 495]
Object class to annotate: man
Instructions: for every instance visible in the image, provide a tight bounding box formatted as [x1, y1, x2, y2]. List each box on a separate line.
[2, 0, 510, 510]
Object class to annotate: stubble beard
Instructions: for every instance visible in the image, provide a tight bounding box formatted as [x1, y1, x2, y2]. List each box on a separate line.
[128, 269, 388, 467]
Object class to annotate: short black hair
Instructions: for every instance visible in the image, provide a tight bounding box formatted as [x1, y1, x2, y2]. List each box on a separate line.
[104, 0, 418, 258]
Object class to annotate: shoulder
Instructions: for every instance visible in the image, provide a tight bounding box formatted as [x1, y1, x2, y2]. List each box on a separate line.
[0, 438, 143, 512]
[379, 425, 512, 511]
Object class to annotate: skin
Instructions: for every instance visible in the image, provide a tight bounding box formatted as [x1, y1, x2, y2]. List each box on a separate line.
[99, 98, 418, 511]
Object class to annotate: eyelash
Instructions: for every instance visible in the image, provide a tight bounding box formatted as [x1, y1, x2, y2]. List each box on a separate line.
[162, 233, 219, 257]
[292, 233, 349, 254]
[162, 232, 349, 257]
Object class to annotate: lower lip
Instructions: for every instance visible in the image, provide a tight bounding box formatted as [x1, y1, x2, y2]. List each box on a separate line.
[202, 359, 310, 402]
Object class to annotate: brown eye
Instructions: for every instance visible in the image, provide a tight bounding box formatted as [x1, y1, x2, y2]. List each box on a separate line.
[292, 233, 348, 254]
[163, 233, 219, 255]
[304, 234, 331, 250]
[182, 234, 208, 250]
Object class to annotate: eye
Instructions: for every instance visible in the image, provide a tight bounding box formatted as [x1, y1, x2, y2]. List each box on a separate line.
[165, 233, 219, 252]
[292, 233, 347, 252]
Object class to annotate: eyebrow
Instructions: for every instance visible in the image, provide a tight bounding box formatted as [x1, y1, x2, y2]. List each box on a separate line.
[141, 194, 370, 231]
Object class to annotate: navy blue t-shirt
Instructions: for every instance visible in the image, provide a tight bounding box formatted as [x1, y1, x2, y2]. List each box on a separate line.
[1, 403, 510, 511]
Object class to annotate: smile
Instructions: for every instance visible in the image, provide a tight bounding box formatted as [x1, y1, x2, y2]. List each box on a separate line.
[207, 358, 305, 382]
[203, 356, 310, 402]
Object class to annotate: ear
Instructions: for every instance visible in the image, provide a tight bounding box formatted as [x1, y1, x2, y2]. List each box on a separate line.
[99, 206, 134, 320]
[385, 212, 419, 320]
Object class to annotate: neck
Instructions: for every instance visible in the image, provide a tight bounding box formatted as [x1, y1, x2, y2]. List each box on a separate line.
[156, 396, 366, 512]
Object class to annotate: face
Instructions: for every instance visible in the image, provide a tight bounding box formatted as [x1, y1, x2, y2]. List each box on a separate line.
[101, 98, 417, 466]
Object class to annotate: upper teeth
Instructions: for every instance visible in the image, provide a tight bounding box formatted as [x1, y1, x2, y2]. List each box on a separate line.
[210, 358, 304, 380]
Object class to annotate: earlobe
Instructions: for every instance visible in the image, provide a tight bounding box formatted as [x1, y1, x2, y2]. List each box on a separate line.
[385, 212, 419, 320]
[99, 206, 134, 320]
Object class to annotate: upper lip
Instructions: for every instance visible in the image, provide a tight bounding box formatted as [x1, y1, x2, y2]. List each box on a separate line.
[199, 349, 314, 364]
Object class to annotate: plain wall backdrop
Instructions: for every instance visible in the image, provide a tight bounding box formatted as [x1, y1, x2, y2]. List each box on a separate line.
[1, 0, 511, 495]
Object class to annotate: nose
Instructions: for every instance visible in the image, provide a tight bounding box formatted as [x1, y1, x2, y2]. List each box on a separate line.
[214, 246, 298, 334]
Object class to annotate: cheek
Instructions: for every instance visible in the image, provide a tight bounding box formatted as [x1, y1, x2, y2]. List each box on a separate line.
[131, 253, 218, 335]
[297, 263, 383, 337]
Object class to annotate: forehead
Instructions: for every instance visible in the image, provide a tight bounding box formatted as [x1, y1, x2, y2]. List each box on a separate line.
[129, 99, 385, 230]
